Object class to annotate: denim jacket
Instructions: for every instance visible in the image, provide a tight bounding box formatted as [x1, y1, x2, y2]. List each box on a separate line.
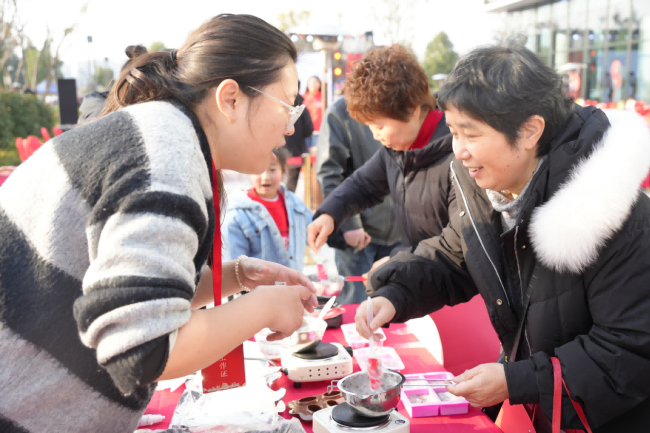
[223, 185, 313, 271]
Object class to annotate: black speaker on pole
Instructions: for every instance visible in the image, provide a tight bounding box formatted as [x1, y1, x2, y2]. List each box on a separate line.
[57, 78, 78, 126]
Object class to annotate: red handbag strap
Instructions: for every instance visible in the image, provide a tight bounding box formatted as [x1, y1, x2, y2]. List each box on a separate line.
[551, 357, 593, 433]
[552, 357, 563, 433]
[562, 378, 593, 433]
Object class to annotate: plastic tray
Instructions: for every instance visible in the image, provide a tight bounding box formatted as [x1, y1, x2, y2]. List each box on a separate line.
[341, 323, 386, 349]
[353, 346, 405, 371]
[401, 372, 469, 417]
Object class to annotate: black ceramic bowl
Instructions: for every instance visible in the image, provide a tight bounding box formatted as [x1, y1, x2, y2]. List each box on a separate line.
[312, 306, 346, 328]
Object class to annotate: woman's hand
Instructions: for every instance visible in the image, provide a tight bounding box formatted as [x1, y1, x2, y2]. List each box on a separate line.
[307, 214, 335, 251]
[344, 228, 372, 251]
[161, 283, 314, 380]
[256, 284, 316, 341]
[238, 257, 318, 312]
[446, 363, 509, 408]
[355, 297, 396, 339]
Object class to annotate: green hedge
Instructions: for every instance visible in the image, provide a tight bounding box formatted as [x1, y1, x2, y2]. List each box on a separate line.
[0, 92, 57, 165]
[0, 149, 21, 166]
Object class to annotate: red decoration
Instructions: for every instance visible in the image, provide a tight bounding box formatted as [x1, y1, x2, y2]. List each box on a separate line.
[41, 127, 51, 142]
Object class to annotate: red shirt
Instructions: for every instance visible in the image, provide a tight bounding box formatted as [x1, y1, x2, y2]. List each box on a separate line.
[303, 91, 323, 131]
[248, 189, 290, 250]
[410, 110, 444, 150]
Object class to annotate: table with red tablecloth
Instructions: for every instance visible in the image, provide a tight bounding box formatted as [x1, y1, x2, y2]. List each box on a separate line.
[143, 306, 502, 433]
[0, 167, 16, 187]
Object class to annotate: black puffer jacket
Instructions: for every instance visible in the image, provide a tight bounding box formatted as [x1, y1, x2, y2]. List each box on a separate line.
[314, 116, 453, 252]
[369, 107, 650, 432]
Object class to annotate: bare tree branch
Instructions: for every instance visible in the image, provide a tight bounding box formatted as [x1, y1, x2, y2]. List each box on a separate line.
[45, 25, 75, 95]
[0, 0, 17, 72]
[0, 0, 19, 88]
[12, 28, 26, 83]
[0, 40, 15, 74]
[28, 29, 49, 89]
[7, 0, 28, 85]
[369, 0, 422, 46]
[43, 2, 88, 95]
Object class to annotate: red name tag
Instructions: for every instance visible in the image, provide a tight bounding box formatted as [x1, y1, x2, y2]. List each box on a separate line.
[202, 344, 246, 393]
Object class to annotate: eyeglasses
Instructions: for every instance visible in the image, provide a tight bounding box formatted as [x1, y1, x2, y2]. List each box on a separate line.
[249, 86, 305, 131]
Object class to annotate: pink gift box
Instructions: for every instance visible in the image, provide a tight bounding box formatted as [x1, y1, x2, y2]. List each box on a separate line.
[401, 372, 469, 418]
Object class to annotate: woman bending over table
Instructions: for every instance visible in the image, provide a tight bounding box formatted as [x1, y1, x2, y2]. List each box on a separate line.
[0, 14, 316, 433]
[356, 43, 650, 433]
[308, 45, 454, 303]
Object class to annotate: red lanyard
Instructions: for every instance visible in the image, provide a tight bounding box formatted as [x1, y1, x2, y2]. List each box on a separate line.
[201, 162, 246, 393]
[211, 163, 222, 304]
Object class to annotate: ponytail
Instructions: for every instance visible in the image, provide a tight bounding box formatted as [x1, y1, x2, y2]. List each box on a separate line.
[102, 14, 296, 116]
[100, 14, 297, 211]
[102, 48, 178, 114]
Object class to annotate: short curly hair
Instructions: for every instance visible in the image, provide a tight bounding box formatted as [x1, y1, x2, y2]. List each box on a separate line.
[344, 45, 435, 123]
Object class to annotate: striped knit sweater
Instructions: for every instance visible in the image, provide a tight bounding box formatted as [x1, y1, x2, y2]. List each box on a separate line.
[0, 100, 215, 433]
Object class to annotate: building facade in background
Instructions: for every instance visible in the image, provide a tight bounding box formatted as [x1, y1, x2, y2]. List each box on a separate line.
[486, 0, 650, 104]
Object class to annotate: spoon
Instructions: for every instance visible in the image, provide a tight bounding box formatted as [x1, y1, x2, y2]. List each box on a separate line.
[318, 296, 337, 321]
[316, 249, 328, 282]
[343, 276, 367, 282]
[367, 297, 382, 391]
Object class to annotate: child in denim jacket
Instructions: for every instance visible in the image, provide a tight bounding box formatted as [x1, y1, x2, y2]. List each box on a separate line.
[224, 148, 313, 271]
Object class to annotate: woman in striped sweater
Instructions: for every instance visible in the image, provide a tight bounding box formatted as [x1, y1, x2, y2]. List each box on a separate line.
[0, 14, 316, 433]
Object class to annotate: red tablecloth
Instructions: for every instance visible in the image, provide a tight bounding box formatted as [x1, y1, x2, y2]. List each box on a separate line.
[143, 306, 502, 433]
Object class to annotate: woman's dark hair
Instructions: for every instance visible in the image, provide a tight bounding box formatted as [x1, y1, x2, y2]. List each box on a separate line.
[120, 45, 148, 73]
[273, 147, 289, 172]
[101, 14, 298, 208]
[437, 43, 573, 157]
[307, 76, 321, 91]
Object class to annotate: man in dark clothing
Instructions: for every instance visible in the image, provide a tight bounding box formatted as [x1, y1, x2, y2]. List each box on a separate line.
[283, 83, 314, 192]
[316, 98, 401, 304]
[77, 91, 109, 125]
[356, 45, 650, 433]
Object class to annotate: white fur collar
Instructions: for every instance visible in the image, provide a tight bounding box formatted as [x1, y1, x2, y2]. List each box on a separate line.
[530, 110, 650, 274]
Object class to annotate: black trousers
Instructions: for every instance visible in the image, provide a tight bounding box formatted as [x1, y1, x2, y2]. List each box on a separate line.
[286, 166, 301, 192]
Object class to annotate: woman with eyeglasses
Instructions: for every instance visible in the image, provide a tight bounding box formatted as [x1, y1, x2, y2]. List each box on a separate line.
[0, 14, 317, 433]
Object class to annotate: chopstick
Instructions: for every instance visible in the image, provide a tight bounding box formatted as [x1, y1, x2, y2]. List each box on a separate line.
[405, 379, 454, 383]
[403, 379, 455, 386]
[344, 276, 367, 282]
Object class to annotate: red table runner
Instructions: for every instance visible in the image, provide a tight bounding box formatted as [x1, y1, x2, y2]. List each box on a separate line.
[143, 306, 502, 433]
